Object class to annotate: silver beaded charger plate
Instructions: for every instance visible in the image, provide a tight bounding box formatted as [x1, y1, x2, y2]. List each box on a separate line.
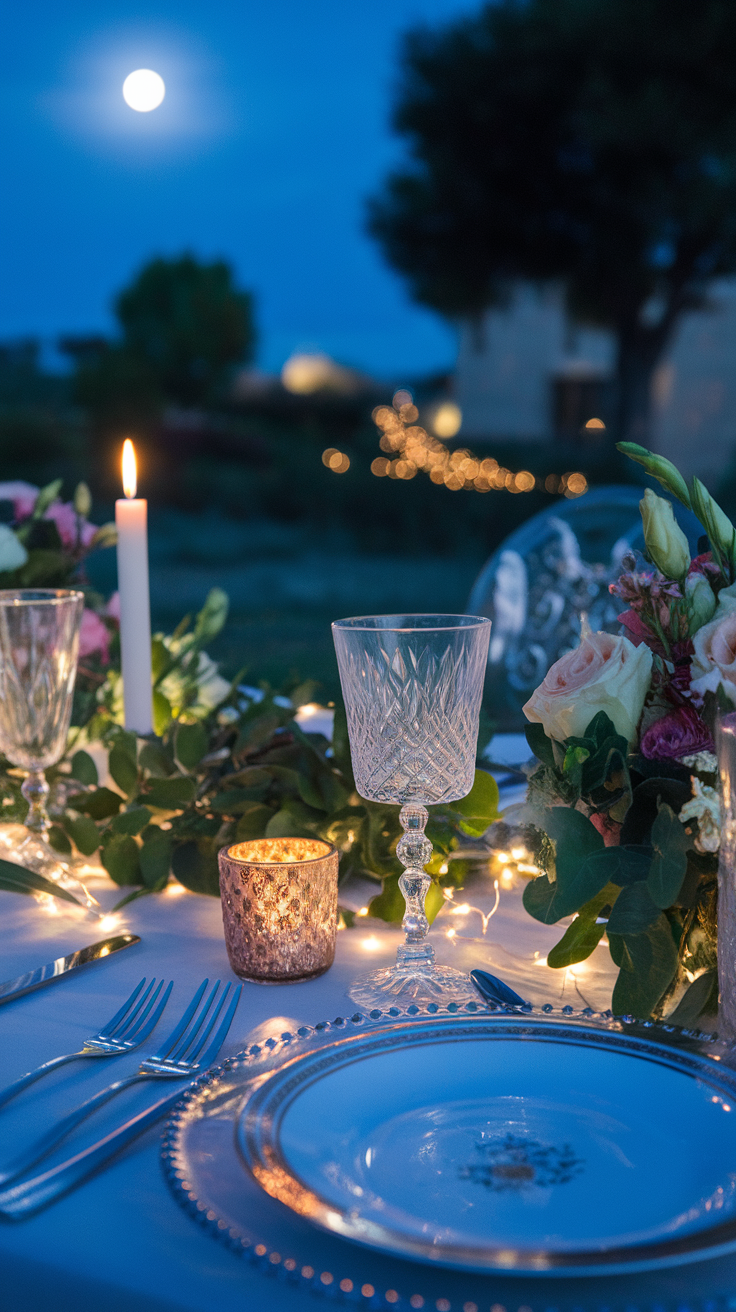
[163, 1004, 736, 1308]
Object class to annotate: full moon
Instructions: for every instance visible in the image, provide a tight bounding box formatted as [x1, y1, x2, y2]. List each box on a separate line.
[123, 69, 165, 113]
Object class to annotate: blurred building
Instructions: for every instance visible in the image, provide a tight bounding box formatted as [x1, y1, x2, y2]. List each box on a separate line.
[455, 280, 736, 485]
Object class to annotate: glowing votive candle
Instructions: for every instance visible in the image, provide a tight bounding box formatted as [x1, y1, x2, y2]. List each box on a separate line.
[115, 440, 153, 734]
[218, 838, 339, 982]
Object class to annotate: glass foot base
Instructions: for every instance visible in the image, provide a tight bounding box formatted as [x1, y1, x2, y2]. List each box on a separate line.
[7, 833, 98, 909]
[348, 962, 477, 1010]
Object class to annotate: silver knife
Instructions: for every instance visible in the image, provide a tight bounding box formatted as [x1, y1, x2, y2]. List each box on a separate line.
[0, 935, 141, 1006]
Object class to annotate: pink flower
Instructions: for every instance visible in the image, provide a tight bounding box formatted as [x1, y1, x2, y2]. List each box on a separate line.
[44, 501, 98, 549]
[105, 591, 121, 624]
[0, 481, 39, 521]
[78, 609, 110, 663]
[589, 811, 622, 847]
[640, 707, 712, 761]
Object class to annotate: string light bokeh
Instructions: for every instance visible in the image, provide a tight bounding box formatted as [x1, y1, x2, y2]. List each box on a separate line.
[366, 392, 589, 497]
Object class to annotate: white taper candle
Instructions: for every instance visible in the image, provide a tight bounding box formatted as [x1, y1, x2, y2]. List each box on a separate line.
[115, 440, 153, 734]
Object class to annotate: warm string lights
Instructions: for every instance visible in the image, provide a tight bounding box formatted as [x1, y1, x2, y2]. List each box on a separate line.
[369, 393, 589, 497]
[322, 448, 351, 474]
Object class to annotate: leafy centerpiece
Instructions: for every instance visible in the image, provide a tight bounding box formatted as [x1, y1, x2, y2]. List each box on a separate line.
[0, 480, 498, 917]
[521, 443, 734, 1023]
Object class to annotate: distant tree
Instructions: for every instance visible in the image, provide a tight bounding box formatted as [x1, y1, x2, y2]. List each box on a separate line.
[70, 254, 256, 426]
[368, 0, 736, 444]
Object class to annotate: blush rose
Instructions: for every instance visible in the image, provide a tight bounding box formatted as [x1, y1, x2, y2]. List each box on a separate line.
[523, 631, 653, 746]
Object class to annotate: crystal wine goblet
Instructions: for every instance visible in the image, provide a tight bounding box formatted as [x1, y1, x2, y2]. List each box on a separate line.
[332, 613, 491, 1008]
[0, 589, 90, 897]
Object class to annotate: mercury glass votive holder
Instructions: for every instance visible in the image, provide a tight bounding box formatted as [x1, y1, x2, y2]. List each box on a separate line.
[218, 837, 339, 983]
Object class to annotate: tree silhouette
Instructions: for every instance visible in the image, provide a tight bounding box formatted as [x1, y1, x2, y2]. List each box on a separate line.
[368, 0, 736, 443]
[70, 254, 255, 426]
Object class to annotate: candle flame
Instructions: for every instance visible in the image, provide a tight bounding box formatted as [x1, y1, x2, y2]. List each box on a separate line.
[122, 439, 137, 498]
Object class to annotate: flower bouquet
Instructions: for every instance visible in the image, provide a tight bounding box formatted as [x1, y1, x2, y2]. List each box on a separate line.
[520, 443, 736, 1024]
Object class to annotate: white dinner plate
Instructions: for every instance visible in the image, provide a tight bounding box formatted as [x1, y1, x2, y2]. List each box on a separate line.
[234, 1010, 736, 1276]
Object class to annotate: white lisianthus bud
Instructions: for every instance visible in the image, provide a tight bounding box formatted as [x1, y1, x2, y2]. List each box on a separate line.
[690, 478, 736, 566]
[685, 572, 717, 633]
[639, 489, 690, 580]
[617, 443, 691, 507]
[73, 482, 92, 518]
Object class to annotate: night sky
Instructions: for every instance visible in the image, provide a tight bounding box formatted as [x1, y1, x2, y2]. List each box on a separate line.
[2, 1, 474, 379]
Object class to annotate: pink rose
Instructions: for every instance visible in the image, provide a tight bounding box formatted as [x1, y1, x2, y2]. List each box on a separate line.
[640, 706, 712, 761]
[691, 606, 736, 702]
[105, 591, 121, 624]
[523, 631, 653, 746]
[78, 609, 110, 663]
[44, 501, 98, 549]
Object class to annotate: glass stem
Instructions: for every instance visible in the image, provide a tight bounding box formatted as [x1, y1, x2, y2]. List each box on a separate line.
[396, 803, 436, 967]
[21, 770, 50, 836]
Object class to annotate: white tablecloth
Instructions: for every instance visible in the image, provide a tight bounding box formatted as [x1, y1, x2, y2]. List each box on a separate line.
[0, 869, 730, 1312]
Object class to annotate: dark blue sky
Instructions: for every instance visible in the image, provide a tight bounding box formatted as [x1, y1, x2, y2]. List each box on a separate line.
[2, 1, 474, 379]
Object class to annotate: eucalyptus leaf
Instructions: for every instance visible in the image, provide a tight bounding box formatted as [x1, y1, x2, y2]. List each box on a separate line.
[139, 828, 173, 888]
[522, 874, 559, 924]
[70, 750, 98, 786]
[171, 841, 220, 896]
[368, 874, 406, 922]
[265, 806, 319, 839]
[450, 770, 499, 837]
[236, 804, 275, 839]
[152, 691, 172, 737]
[610, 915, 679, 1018]
[547, 916, 606, 969]
[605, 881, 660, 934]
[111, 806, 152, 836]
[543, 808, 605, 916]
[175, 722, 209, 772]
[109, 743, 138, 797]
[101, 833, 141, 886]
[667, 970, 718, 1027]
[48, 824, 72, 854]
[64, 813, 100, 856]
[524, 722, 556, 767]
[647, 802, 691, 908]
[144, 776, 197, 810]
[74, 787, 123, 820]
[139, 741, 176, 778]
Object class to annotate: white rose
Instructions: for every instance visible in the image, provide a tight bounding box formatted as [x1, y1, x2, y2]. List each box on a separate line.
[523, 631, 653, 745]
[0, 524, 28, 572]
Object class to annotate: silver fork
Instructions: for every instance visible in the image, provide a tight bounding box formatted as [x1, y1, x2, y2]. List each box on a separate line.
[0, 978, 172, 1111]
[0, 979, 243, 1217]
[0, 978, 241, 1187]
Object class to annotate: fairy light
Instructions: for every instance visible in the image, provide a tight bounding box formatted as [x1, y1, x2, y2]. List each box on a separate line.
[370, 398, 588, 498]
[361, 935, 382, 951]
[98, 913, 121, 932]
[166, 882, 187, 896]
[442, 882, 500, 939]
[357, 907, 369, 917]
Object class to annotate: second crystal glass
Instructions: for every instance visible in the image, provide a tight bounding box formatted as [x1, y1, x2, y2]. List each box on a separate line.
[0, 589, 86, 890]
[332, 613, 491, 1007]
